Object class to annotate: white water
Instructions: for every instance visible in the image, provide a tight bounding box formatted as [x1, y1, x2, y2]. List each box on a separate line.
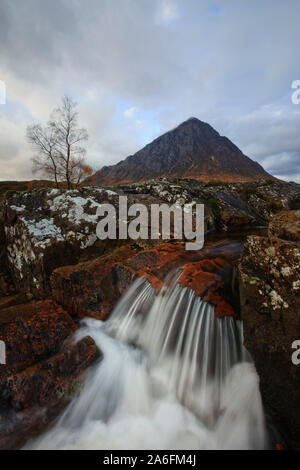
[26, 276, 267, 450]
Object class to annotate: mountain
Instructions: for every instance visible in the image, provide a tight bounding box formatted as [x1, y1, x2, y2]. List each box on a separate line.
[89, 117, 272, 185]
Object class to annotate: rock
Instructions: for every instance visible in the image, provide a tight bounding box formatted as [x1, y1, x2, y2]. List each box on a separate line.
[0, 302, 98, 448]
[1, 180, 298, 315]
[0, 300, 76, 384]
[7, 335, 98, 411]
[116, 178, 300, 230]
[1, 186, 120, 293]
[238, 235, 300, 449]
[1, 179, 299, 295]
[0, 400, 67, 450]
[51, 240, 242, 320]
[179, 255, 239, 318]
[268, 210, 300, 243]
[0, 335, 98, 449]
[51, 246, 138, 320]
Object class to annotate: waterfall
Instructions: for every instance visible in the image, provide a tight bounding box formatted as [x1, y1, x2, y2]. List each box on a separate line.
[25, 275, 267, 450]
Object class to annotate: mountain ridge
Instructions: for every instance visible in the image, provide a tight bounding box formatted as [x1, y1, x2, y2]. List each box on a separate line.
[88, 117, 272, 185]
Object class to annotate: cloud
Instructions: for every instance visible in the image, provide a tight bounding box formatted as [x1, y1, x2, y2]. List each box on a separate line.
[0, 113, 32, 180]
[0, 0, 300, 182]
[123, 107, 138, 119]
[156, 0, 180, 24]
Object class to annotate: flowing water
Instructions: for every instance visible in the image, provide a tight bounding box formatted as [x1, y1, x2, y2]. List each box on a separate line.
[25, 275, 268, 450]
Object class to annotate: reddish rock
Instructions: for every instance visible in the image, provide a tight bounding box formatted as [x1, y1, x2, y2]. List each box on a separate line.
[7, 335, 98, 411]
[51, 246, 138, 319]
[51, 241, 241, 320]
[0, 300, 98, 448]
[0, 300, 76, 384]
[179, 253, 239, 318]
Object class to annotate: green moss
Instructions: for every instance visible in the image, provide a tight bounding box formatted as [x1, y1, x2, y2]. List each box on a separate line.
[207, 198, 222, 221]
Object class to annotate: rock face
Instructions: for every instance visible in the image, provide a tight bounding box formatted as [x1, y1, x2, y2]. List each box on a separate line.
[0, 300, 76, 382]
[1, 186, 119, 293]
[117, 178, 300, 230]
[0, 300, 97, 448]
[89, 118, 271, 185]
[51, 246, 138, 320]
[238, 233, 300, 449]
[7, 335, 97, 411]
[51, 240, 242, 320]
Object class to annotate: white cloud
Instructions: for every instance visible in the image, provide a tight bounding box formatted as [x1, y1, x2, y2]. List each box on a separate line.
[123, 106, 137, 119]
[156, 0, 179, 24]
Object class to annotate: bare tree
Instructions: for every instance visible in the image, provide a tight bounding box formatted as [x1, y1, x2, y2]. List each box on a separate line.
[27, 124, 60, 187]
[27, 96, 91, 189]
[49, 96, 89, 189]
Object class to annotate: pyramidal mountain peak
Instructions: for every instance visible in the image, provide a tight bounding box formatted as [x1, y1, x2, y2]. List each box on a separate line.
[88, 117, 272, 186]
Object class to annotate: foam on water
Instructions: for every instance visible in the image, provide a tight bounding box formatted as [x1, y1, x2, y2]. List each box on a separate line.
[25, 277, 267, 450]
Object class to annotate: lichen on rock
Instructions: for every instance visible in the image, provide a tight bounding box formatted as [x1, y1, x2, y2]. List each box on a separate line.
[238, 233, 300, 448]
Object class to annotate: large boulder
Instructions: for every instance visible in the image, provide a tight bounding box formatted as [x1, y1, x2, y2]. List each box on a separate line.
[50, 246, 138, 320]
[1, 186, 119, 293]
[0, 300, 76, 382]
[0, 301, 98, 448]
[238, 235, 300, 449]
[7, 335, 98, 411]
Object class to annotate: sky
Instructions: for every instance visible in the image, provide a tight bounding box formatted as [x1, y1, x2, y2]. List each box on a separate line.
[0, 0, 300, 182]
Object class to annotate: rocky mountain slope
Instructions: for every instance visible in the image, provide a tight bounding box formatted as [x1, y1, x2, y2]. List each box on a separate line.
[89, 118, 271, 185]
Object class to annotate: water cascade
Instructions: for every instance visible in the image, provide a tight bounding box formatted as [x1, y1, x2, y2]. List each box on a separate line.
[26, 276, 267, 450]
